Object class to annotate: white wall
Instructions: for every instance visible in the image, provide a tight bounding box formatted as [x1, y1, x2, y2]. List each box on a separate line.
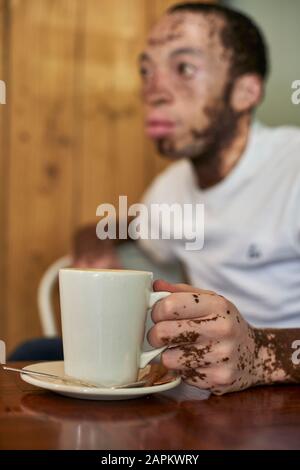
[228, 0, 300, 126]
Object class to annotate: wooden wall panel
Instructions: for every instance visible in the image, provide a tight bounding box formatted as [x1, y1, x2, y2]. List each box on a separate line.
[6, 0, 79, 349]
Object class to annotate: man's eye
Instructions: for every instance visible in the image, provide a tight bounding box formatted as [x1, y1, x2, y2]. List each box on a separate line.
[139, 66, 151, 79]
[177, 63, 197, 78]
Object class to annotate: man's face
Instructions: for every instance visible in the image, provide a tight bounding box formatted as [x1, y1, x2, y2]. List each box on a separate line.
[139, 12, 233, 159]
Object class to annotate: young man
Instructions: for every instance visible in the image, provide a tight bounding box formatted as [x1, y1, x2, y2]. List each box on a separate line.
[11, 4, 300, 396]
[136, 3, 300, 395]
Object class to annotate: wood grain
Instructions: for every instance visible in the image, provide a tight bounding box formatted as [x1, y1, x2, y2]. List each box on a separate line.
[1, 362, 300, 450]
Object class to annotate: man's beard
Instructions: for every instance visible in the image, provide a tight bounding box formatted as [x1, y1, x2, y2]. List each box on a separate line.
[155, 82, 243, 162]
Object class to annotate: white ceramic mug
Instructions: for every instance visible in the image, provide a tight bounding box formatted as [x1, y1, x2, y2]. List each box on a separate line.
[59, 268, 170, 387]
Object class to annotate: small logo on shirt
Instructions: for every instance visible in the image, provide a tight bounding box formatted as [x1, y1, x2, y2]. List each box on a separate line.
[247, 244, 262, 260]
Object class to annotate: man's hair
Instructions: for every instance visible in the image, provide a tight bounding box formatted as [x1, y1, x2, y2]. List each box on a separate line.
[168, 2, 269, 81]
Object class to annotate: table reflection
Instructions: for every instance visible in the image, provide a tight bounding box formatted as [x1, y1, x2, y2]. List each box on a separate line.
[20, 384, 208, 449]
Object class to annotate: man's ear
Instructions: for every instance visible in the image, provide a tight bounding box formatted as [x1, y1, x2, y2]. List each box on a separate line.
[230, 74, 264, 113]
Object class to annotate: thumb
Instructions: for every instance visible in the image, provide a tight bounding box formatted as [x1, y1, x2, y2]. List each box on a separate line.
[153, 279, 215, 295]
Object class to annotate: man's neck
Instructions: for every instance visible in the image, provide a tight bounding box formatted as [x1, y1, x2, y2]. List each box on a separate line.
[191, 116, 252, 190]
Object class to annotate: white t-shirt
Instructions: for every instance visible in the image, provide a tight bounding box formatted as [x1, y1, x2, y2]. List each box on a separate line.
[139, 123, 300, 328]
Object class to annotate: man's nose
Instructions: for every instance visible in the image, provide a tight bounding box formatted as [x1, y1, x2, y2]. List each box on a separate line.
[144, 72, 173, 106]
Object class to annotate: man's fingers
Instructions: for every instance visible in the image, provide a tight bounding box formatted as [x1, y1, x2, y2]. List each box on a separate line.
[180, 367, 217, 390]
[151, 291, 230, 323]
[148, 316, 232, 348]
[161, 342, 223, 370]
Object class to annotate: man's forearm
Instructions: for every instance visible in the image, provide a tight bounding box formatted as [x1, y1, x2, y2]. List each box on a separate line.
[252, 328, 300, 385]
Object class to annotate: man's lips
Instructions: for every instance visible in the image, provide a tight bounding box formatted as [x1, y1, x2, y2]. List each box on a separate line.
[145, 120, 176, 138]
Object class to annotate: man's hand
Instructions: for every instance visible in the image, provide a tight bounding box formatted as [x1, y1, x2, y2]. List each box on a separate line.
[149, 280, 300, 395]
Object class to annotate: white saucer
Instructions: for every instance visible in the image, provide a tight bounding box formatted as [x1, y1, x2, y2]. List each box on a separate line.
[21, 362, 181, 401]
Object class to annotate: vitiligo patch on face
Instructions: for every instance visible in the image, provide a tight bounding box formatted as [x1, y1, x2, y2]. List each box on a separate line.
[147, 15, 185, 47]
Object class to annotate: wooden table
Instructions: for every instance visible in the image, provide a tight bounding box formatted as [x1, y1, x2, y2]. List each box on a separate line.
[1, 362, 300, 450]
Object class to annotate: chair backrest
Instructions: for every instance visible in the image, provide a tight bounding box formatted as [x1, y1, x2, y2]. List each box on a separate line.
[37, 255, 72, 337]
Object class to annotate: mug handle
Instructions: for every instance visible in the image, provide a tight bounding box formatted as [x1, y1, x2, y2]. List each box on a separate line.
[139, 291, 171, 369]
